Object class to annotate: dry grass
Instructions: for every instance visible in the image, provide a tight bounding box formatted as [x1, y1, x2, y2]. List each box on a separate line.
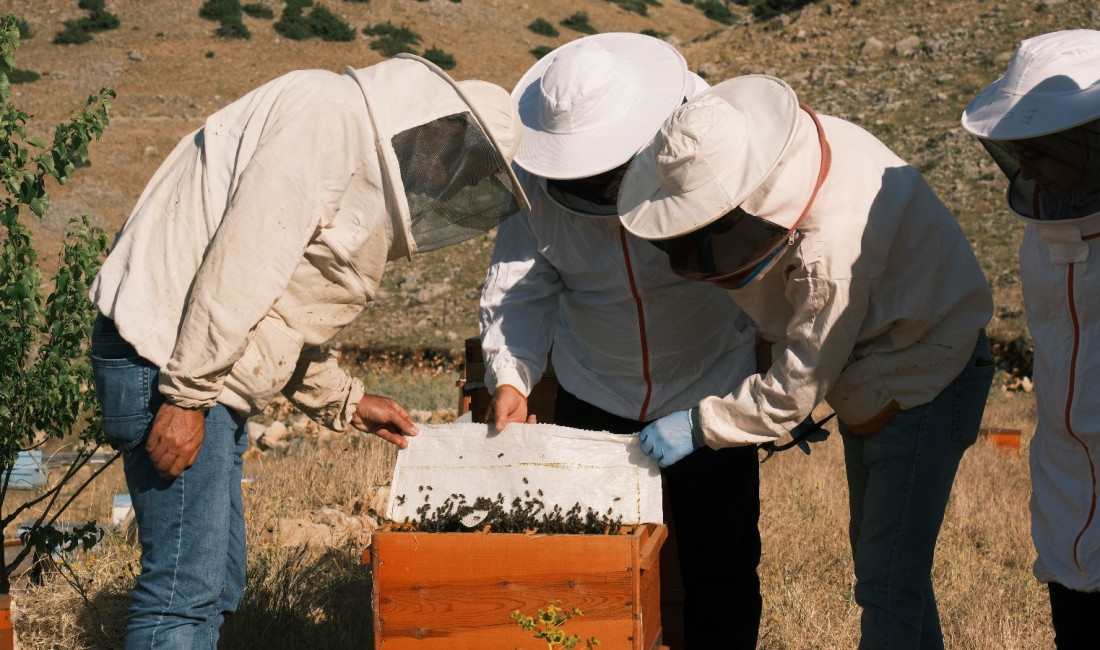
[12, 388, 1049, 649]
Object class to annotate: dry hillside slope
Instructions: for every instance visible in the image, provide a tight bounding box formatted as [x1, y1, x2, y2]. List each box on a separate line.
[6, 0, 1099, 355]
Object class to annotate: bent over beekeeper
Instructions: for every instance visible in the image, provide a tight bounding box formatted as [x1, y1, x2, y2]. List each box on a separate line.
[88, 55, 528, 649]
[617, 75, 995, 649]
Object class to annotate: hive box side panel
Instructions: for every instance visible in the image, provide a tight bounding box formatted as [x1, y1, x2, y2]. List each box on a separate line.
[372, 528, 659, 649]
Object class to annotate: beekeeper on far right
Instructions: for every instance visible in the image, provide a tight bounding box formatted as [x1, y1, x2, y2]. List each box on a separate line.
[616, 74, 995, 649]
[961, 29, 1100, 649]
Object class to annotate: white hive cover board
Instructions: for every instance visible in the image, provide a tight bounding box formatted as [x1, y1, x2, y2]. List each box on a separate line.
[386, 422, 663, 526]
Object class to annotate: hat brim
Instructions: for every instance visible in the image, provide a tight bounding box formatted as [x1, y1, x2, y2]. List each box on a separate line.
[619, 75, 801, 241]
[512, 33, 690, 180]
[962, 81, 1100, 140]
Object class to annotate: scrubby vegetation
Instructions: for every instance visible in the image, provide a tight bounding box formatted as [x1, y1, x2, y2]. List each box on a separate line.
[53, 0, 120, 45]
[200, 0, 251, 39]
[560, 11, 598, 35]
[242, 3, 276, 19]
[527, 17, 559, 38]
[363, 21, 421, 58]
[607, 0, 663, 17]
[422, 46, 456, 71]
[274, 1, 355, 42]
[530, 45, 554, 59]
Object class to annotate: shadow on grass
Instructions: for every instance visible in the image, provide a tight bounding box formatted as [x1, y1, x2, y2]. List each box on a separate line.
[220, 545, 374, 649]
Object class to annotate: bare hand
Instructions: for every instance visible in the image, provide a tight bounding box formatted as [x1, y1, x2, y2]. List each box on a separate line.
[146, 403, 206, 480]
[351, 395, 419, 448]
[486, 386, 536, 433]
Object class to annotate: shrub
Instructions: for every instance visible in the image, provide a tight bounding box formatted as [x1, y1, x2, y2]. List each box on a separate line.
[749, 0, 819, 21]
[199, 0, 243, 22]
[216, 18, 251, 39]
[362, 21, 420, 43]
[527, 18, 559, 38]
[607, 0, 662, 16]
[307, 5, 355, 41]
[530, 45, 553, 59]
[53, 24, 93, 45]
[697, 0, 738, 25]
[370, 35, 417, 57]
[344, 0, 371, 3]
[363, 21, 421, 57]
[560, 12, 597, 35]
[242, 3, 275, 18]
[422, 47, 455, 70]
[54, 0, 120, 44]
[641, 28, 669, 39]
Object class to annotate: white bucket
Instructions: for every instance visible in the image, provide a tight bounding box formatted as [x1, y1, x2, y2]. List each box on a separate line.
[111, 493, 133, 525]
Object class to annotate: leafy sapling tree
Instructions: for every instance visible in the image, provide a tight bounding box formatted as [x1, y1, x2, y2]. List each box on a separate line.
[0, 15, 116, 595]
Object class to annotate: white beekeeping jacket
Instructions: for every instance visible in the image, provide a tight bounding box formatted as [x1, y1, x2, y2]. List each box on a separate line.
[90, 57, 520, 429]
[479, 167, 759, 422]
[1011, 181, 1100, 592]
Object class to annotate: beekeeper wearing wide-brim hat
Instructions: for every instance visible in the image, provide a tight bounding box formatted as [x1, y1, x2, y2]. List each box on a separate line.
[961, 29, 1100, 641]
[480, 33, 765, 647]
[89, 54, 528, 647]
[620, 74, 995, 648]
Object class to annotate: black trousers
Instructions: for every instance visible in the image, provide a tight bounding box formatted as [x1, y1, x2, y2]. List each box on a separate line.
[554, 387, 762, 650]
[1049, 582, 1100, 649]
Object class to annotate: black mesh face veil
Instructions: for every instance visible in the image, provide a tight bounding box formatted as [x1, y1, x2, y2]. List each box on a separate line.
[651, 207, 791, 282]
[392, 112, 521, 253]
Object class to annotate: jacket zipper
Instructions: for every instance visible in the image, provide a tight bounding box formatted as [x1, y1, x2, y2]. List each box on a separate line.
[619, 226, 653, 422]
[1068, 229, 1100, 569]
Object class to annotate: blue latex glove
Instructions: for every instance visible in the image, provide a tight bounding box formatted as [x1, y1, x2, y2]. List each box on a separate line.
[790, 414, 831, 455]
[638, 408, 705, 467]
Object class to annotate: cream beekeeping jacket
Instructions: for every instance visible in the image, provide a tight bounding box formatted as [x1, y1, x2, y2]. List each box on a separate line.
[479, 169, 758, 422]
[1009, 182, 1100, 592]
[698, 114, 993, 446]
[90, 59, 457, 430]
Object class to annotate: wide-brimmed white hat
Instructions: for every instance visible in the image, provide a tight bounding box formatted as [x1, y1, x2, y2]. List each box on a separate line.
[618, 75, 801, 240]
[512, 33, 691, 180]
[962, 29, 1100, 140]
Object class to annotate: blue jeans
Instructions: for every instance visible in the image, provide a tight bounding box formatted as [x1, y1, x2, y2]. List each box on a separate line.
[840, 331, 994, 650]
[91, 315, 247, 650]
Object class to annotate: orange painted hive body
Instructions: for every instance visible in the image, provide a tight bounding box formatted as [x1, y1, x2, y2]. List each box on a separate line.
[368, 523, 667, 649]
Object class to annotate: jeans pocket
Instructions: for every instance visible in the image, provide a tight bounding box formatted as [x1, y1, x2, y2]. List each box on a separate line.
[91, 354, 160, 452]
[950, 337, 995, 451]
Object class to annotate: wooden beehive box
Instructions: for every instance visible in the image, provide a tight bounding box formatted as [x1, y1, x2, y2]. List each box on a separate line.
[458, 336, 558, 422]
[369, 523, 667, 649]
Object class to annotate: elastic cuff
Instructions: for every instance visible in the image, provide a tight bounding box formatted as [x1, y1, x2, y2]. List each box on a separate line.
[487, 365, 530, 396]
[689, 407, 705, 449]
[499, 383, 527, 403]
[337, 379, 366, 432]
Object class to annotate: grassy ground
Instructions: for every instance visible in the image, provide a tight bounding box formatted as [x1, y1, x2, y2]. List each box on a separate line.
[10, 381, 1048, 649]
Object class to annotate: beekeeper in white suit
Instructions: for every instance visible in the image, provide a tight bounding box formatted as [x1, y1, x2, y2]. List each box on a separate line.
[89, 54, 528, 649]
[478, 34, 762, 648]
[962, 29, 1100, 648]
[618, 75, 995, 649]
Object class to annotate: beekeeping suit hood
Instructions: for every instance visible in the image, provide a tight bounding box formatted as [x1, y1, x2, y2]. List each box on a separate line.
[347, 54, 529, 260]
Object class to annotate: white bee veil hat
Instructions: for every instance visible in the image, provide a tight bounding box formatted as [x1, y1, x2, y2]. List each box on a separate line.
[962, 29, 1100, 140]
[511, 33, 692, 180]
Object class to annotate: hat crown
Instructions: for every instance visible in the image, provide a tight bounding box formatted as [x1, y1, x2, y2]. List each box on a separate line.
[537, 41, 636, 136]
[656, 96, 747, 194]
[1003, 30, 1100, 96]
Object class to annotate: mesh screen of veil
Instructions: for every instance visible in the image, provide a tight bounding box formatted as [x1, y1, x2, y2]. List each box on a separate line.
[392, 112, 520, 253]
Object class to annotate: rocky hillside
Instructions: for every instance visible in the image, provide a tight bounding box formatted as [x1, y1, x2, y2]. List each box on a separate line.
[7, 0, 1099, 358]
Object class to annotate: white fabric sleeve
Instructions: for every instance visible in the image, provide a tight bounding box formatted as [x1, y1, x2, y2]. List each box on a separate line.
[699, 270, 871, 447]
[280, 346, 365, 432]
[478, 210, 563, 396]
[159, 101, 365, 410]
